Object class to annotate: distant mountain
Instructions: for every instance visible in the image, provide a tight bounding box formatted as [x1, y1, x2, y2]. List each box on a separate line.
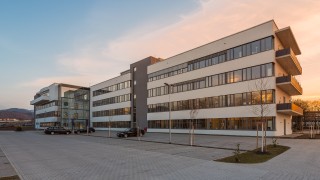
[0, 108, 34, 121]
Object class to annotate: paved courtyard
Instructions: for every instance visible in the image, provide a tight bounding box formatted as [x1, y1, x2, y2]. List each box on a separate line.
[0, 131, 320, 180]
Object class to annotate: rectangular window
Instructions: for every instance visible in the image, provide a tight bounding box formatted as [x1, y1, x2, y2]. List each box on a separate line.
[242, 45, 247, 57]
[266, 37, 273, 50]
[261, 64, 266, 77]
[219, 73, 226, 85]
[226, 72, 234, 84]
[266, 63, 273, 76]
[234, 69, 242, 82]
[206, 76, 212, 87]
[200, 60, 205, 68]
[246, 43, 251, 56]
[251, 40, 260, 54]
[261, 38, 266, 52]
[219, 54, 225, 63]
[246, 67, 252, 80]
[213, 96, 219, 108]
[252, 91, 261, 104]
[199, 80, 206, 89]
[212, 75, 219, 86]
[252, 66, 261, 79]
[235, 93, 242, 106]
[233, 46, 242, 59]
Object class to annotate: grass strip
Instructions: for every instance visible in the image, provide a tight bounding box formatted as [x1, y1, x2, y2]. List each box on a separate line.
[216, 145, 290, 164]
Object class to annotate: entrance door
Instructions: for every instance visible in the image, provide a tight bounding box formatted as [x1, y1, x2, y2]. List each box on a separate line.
[284, 119, 286, 135]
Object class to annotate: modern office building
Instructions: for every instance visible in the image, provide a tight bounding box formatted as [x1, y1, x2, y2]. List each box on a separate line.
[32, 20, 303, 136]
[90, 57, 161, 131]
[146, 20, 303, 136]
[30, 83, 90, 129]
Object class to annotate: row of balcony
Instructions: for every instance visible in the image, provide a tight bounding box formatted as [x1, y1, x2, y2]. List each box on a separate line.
[277, 103, 303, 116]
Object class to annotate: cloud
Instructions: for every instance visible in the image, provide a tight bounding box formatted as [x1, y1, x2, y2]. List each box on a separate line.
[25, 0, 320, 98]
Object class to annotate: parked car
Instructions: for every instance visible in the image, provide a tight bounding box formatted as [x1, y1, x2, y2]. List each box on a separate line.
[117, 128, 145, 138]
[44, 126, 71, 135]
[75, 127, 95, 134]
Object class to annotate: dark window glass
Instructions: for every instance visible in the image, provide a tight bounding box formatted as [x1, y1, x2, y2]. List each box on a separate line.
[219, 73, 225, 85]
[200, 60, 205, 68]
[246, 44, 251, 56]
[212, 56, 219, 65]
[266, 37, 273, 50]
[252, 66, 261, 79]
[266, 63, 273, 76]
[261, 64, 266, 77]
[247, 92, 252, 105]
[242, 45, 247, 57]
[261, 39, 266, 52]
[226, 72, 234, 84]
[234, 70, 242, 82]
[266, 90, 274, 103]
[251, 40, 260, 54]
[212, 75, 219, 86]
[242, 68, 247, 81]
[235, 93, 242, 106]
[226, 50, 231, 61]
[233, 46, 242, 59]
[213, 96, 219, 108]
[252, 91, 261, 104]
[246, 67, 252, 80]
[219, 54, 225, 63]
[200, 80, 206, 89]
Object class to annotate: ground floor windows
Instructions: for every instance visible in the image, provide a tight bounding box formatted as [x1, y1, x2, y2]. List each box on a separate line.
[40, 122, 57, 127]
[92, 121, 131, 128]
[148, 117, 275, 131]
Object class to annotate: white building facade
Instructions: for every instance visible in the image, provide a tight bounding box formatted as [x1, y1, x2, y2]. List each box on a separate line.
[90, 71, 132, 131]
[146, 20, 302, 136]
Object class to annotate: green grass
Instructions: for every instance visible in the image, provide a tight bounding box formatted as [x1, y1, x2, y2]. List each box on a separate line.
[216, 145, 290, 164]
[0, 175, 20, 180]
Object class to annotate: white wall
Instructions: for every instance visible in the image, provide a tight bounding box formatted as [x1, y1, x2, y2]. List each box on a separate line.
[148, 20, 275, 74]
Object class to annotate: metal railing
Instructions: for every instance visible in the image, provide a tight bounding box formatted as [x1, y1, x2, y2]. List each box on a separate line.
[276, 75, 303, 94]
[276, 48, 302, 74]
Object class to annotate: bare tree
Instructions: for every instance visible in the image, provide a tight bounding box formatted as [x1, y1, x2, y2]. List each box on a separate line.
[249, 78, 272, 152]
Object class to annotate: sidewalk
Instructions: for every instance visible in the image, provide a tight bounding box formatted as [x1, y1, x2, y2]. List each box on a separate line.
[87, 130, 273, 151]
[0, 147, 19, 180]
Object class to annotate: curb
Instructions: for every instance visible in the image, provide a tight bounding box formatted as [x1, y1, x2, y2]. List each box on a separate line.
[83, 134, 249, 151]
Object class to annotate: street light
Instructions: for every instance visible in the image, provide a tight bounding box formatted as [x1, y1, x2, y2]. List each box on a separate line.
[164, 83, 172, 144]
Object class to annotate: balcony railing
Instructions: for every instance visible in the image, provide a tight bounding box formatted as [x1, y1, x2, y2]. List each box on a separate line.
[276, 75, 303, 95]
[277, 103, 303, 116]
[276, 48, 302, 75]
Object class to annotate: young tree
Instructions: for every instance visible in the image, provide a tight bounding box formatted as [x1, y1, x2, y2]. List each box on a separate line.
[249, 78, 272, 152]
[189, 108, 198, 146]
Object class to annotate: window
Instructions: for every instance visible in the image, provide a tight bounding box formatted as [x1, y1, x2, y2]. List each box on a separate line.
[234, 69, 242, 82]
[233, 46, 242, 59]
[266, 63, 273, 76]
[235, 93, 242, 106]
[251, 40, 260, 54]
[212, 75, 219, 86]
[226, 72, 234, 84]
[266, 37, 273, 50]
[252, 66, 261, 79]
[219, 73, 225, 85]
[246, 67, 252, 80]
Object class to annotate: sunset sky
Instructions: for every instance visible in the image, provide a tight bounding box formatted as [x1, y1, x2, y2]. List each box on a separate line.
[0, 0, 319, 109]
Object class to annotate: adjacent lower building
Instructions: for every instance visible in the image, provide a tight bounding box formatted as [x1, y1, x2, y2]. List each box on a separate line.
[31, 20, 303, 136]
[30, 83, 90, 129]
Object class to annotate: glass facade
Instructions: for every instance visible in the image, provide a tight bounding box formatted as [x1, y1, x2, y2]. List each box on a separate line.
[60, 88, 90, 130]
[148, 117, 275, 131]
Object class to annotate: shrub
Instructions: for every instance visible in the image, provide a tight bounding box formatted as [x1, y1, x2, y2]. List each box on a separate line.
[15, 126, 22, 131]
[234, 143, 241, 162]
[272, 138, 278, 147]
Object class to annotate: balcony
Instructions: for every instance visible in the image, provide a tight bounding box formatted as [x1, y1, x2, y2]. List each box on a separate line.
[30, 95, 49, 105]
[276, 76, 303, 96]
[276, 48, 302, 75]
[277, 103, 303, 116]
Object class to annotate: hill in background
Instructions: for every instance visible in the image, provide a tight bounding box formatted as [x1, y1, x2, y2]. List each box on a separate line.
[0, 108, 34, 120]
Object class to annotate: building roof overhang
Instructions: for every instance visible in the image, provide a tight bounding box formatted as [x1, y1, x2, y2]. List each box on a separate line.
[275, 27, 301, 55]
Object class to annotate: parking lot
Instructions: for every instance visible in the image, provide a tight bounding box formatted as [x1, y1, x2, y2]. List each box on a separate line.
[1, 131, 320, 180]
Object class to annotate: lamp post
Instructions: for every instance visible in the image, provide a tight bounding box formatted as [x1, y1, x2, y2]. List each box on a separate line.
[164, 83, 172, 144]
